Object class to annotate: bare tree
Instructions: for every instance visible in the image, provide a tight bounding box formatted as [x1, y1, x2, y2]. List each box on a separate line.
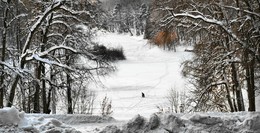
[101, 96, 113, 116]
[0, 0, 116, 115]
[159, 0, 260, 111]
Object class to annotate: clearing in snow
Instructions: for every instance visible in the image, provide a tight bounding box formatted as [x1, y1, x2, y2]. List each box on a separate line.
[93, 32, 193, 120]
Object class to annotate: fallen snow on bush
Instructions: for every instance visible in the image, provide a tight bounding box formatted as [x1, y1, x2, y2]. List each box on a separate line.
[1, 107, 260, 133]
[100, 112, 260, 133]
[0, 107, 112, 133]
[0, 106, 24, 126]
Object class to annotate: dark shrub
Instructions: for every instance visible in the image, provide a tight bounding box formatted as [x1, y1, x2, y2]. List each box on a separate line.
[91, 44, 126, 62]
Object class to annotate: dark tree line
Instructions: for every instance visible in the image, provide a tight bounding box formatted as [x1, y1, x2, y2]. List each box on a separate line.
[99, 0, 149, 36]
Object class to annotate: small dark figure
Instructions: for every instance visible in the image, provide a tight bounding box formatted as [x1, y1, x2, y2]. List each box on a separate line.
[142, 92, 145, 98]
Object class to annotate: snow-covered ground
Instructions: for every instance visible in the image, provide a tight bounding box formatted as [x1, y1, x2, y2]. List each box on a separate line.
[1, 107, 260, 133]
[93, 32, 193, 120]
[1, 32, 259, 133]
[0, 107, 115, 133]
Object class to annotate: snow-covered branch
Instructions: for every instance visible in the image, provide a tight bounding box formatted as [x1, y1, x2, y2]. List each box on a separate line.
[0, 61, 31, 77]
[50, 20, 71, 29]
[47, 33, 64, 39]
[7, 13, 27, 26]
[29, 54, 75, 71]
[59, 6, 94, 18]
[223, 5, 260, 18]
[25, 45, 77, 61]
[166, 8, 259, 61]
[22, 0, 64, 54]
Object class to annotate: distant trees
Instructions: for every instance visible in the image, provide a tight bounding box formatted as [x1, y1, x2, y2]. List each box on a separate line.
[0, 0, 116, 114]
[144, 0, 180, 51]
[101, 0, 148, 36]
[159, 0, 259, 111]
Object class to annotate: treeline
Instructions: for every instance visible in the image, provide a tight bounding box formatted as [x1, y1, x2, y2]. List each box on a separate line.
[99, 0, 149, 36]
[0, 0, 120, 114]
[155, 0, 260, 112]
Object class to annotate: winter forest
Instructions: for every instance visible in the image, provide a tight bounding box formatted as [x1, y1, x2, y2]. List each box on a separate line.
[0, 0, 260, 132]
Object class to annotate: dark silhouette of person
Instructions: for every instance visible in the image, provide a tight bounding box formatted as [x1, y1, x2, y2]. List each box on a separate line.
[142, 92, 145, 98]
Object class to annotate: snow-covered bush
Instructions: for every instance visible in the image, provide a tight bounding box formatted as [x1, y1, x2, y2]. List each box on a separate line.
[0, 107, 82, 133]
[0, 107, 24, 125]
[91, 44, 126, 62]
[100, 112, 260, 133]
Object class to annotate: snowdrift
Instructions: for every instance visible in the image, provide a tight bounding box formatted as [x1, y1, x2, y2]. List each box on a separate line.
[0, 107, 114, 133]
[100, 112, 260, 133]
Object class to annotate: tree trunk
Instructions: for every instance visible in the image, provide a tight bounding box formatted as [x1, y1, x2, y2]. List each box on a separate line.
[33, 63, 41, 113]
[41, 36, 47, 113]
[41, 13, 53, 114]
[244, 50, 256, 111]
[41, 62, 48, 113]
[224, 83, 234, 112]
[231, 63, 245, 111]
[50, 68, 56, 114]
[66, 51, 73, 114]
[46, 86, 52, 114]
[0, 4, 8, 108]
[7, 75, 20, 107]
[67, 73, 73, 114]
[51, 87, 56, 114]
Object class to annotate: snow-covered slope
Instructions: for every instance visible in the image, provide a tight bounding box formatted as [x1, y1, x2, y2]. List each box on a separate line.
[1, 33, 259, 133]
[94, 32, 193, 120]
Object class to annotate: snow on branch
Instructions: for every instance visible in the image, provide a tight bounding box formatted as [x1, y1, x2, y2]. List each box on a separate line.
[41, 45, 77, 56]
[22, 0, 64, 54]
[28, 54, 75, 71]
[59, 6, 94, 18]
[223, 5, 260, 18]
[47, 33, 64, 39]
[165, 8, 259, 61]
[7, 13, 27, 26]
[199, 81, 227, 101]
[0, 61, 31, 77]
[25, 45, 77, 62]
[52, 14, 84, 23]
[51, 20, 71, 29]
[166, 8, 223, 25]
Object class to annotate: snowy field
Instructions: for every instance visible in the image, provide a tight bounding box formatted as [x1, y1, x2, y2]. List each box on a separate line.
[93, 32, 193, 120]
[0, 33, 259, 133]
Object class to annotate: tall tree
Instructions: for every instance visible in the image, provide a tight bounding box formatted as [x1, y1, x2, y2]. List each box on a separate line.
[1, 0, 115, 114]
[160, 0, 259, 111]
